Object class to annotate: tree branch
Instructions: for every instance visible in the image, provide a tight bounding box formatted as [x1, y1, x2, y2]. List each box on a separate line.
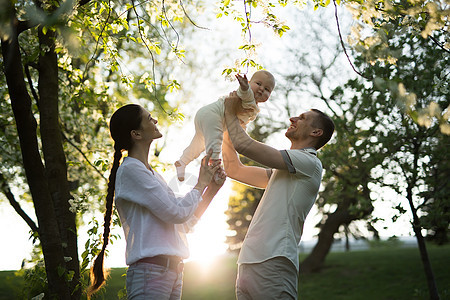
[131, 0, 172, 115]
[77, 0, 92, 8]
[24, 63, 40, 107]
[0, 173, 39, 233]
[161, 0, 183, 61]
[82, 0, 112, 82]
[243, 0, 252, 74]
[17, 20, 40, 34]
[429, 35, 450, 54]
[333, 0, 371, 80]
[179, 0, 209, 30]
[60, 131, 107, 181]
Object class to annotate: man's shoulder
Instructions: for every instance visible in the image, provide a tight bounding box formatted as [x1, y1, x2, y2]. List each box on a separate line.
[285, 148, 317, 156]
[281, 149, 322, 175]
[282, 149, 319, 162]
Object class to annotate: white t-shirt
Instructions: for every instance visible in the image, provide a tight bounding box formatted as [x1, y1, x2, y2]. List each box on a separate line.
[114, 157, 201, 265]
[237, 148, 322, 269]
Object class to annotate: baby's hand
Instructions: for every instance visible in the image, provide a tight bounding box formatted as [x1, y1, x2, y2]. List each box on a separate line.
[236, 74, 249, 91]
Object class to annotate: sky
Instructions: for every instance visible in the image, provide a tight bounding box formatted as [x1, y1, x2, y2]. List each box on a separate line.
[0, 3, 417, 271]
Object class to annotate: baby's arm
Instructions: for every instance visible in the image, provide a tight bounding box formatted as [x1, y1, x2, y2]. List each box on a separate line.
[236, 74, 249, 91]
[236, 74, 255, 108]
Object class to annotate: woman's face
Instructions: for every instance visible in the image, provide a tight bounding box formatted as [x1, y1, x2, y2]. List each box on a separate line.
[138, 109, 163, 141]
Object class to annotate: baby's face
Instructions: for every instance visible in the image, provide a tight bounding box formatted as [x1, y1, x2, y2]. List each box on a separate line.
[249, 72, 275, 103]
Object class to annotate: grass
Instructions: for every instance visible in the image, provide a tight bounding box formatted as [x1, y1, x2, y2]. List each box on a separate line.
[298, 244, 450, 300]
[1, 244, 448, 300]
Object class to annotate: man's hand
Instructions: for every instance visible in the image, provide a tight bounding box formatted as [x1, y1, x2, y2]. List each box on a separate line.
[224, 91, 240, 115]
[224, 91, 253, 117]
[236, 74, 249, 91]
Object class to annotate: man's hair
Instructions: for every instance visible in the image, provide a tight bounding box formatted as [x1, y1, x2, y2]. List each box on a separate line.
[310, 109, 335, 150]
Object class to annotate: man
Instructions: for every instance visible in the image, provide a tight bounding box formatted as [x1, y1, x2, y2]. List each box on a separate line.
[222, 92, 335, 300]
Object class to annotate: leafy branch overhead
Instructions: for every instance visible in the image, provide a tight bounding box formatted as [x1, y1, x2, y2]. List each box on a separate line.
[0, 0, 448, 298]
[217, 0, 448, 133]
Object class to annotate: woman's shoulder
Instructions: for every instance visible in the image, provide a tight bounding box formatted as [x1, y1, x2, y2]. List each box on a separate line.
[118, 157, 149, 174]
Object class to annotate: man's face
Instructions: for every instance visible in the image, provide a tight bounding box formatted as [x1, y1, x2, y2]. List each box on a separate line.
[285, 111, 317, 141]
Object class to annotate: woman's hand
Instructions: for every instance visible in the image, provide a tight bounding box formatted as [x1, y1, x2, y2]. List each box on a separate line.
[193, 166, 227, 218]
[194, 150, 220, 192]
[211, 166, 227, 188]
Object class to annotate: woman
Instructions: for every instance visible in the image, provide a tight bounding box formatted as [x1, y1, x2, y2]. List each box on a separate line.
[88, 104, 225, 299]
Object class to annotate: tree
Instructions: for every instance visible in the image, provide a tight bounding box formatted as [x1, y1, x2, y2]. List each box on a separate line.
[216, 0, 448, 130]
[419, 133, 450, 245]
[369, 32, 448, 300]
[1, 0, 199, 298]
[2, 2, 79, 298]
[344, 0, 449, 131]
[326, 17, 448, 298]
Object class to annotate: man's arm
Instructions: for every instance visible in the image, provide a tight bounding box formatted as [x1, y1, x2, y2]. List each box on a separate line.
[224, 93, 288, 170]
[222, 131, 270, 189]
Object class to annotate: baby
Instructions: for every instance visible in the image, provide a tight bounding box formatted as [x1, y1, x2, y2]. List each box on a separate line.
[175, 70, 275, 181]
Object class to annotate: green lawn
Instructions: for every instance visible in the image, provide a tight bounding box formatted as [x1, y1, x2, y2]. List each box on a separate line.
[1, 244, 449, 300]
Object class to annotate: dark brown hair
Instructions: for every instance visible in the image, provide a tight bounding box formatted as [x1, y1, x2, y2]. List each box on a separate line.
[88, 104, 143, 297]
[311, 109, 335, 150]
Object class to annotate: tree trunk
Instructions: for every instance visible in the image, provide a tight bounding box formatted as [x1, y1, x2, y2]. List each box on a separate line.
[300, 207, 352, 273]
[38, 27, 81, 299]
[1, 8, 71, 299]
[344, 224, 350, 252]
[300, 185, 373, 274]
[407, 185, 440, 300]
[405, 141, 440, 299]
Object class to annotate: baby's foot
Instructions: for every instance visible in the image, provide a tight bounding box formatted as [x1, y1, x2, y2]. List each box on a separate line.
[175, 161, 186, 181]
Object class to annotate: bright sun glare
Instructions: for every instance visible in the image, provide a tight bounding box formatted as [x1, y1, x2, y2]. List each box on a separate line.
[169, 170, 231, 269]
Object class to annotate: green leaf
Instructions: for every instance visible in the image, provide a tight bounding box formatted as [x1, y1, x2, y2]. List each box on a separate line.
[57, 265, 66, 277]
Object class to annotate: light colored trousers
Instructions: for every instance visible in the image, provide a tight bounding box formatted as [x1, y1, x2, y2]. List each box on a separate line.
[126, 261, 183, 300]
[236, 257, 298, 300]
[179, 99, 226, 164]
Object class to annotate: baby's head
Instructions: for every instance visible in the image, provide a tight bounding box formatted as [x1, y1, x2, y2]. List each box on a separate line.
[249, 70, 275, 103]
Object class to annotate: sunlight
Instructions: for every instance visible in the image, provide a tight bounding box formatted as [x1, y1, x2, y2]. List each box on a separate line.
[165, 167, 232, 270]
[185, 182, 231, 271]
[186, 210, 229, 271]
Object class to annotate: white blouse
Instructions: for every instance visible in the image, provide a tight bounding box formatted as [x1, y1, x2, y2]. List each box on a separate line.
[114, 156, 201, 265]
